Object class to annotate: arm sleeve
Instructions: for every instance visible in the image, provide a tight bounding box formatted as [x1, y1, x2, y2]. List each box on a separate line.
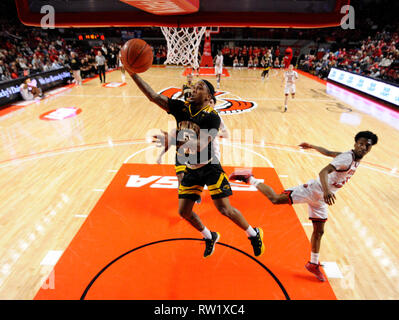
[330, 152, 352, 171]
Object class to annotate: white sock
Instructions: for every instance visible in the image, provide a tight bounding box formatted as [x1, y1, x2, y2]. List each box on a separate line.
[201, 227, 212, 239]
[310, 252, 319, 264]
[121, 74, 126, 82]
[249, 176, 261, 187]
[245, 226, 257, 237]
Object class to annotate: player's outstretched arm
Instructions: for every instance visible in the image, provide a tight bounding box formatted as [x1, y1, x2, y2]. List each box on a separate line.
[129, 73, 169, 112]
[152, 129, 176, 164]
[299, 142, 341, 158]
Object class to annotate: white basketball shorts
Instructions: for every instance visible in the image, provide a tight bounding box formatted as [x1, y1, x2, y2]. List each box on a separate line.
[215, 65, 223, 75]
[284, 83, 296, 95]
[284, 179, 328, 221]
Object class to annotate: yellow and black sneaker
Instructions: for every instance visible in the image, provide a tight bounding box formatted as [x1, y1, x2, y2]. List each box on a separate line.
[249, 227, 265, 257]
[203, 231, 220, 258]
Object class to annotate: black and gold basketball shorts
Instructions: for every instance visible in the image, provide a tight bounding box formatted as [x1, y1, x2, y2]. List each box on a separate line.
[178, 162, 233, 201]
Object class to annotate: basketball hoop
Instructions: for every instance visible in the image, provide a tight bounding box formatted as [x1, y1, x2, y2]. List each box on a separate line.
[160, 26, 207, 70]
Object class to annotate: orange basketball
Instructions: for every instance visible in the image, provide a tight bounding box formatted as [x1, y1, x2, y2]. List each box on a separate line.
[120, 39, 153, 73]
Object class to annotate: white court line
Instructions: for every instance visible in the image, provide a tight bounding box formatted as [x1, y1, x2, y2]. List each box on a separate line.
[1, 139, 397, 179]
[123, 145, 156, 163]
[279, 175, 289, 178]
[222, 141, 274, 168]
[0, 141, 148, 169]
[92, 189, 105, 192]
[321, 261, 344, 279]
[64, 93, 335, 102]
[302, 223, 313, 226]
[40, 250, 63, 266]
[108, 169, 118, 172]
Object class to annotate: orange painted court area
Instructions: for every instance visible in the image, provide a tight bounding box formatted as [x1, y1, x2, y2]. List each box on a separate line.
[35, 164, 336, 300]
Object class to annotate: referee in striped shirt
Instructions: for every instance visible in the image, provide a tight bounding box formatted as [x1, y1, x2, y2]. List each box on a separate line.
[95, 50, 107, 83]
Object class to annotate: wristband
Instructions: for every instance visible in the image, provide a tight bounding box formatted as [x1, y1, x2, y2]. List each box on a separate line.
[249, 176, 261, 187]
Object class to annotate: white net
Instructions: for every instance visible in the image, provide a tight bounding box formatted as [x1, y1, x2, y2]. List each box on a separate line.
[160, 26, 207, 69]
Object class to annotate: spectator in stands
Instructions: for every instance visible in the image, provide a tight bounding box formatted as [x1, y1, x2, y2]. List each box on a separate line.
[1, 70, 12, 82]
[31, 53, 42, 72]
[80, 58, 90, 79]
[247, 56, 254, 68]
[380, 54, 393, 68]
[233, 56, 239, 68]
[370, 67, 381, 78]
[274, 46, 280, 60]
[0, 60, 5, 77]
[51, 59, 62, 70]
[155, 49, 162, 65]
[239, 56, 245, 68]
[58, 51, 68, 64]
[274, 57, 280, 68]
[43, 61, 52, 72]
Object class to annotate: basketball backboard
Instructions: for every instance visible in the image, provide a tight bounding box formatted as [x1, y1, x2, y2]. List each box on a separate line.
[15, 0, 350, 28]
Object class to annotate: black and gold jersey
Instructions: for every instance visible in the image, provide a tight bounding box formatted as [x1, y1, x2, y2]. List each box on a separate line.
[167, 98, 220, 166]
[263, 59, 272, 71]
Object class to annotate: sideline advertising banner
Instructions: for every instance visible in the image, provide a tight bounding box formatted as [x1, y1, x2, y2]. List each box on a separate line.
[327, 67, 399, 107]
[0, 68, 72, 107]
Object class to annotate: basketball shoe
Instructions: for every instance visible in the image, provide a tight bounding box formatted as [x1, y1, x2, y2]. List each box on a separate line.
[203, 231, 220, 258]
[305, 261, 326, 281]
[229, 169, 253, 183]
[248, 227, 265, 257]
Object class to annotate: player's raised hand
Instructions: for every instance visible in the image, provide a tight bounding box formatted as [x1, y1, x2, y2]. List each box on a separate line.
[299, 142, 313, 149]
[152, 130, 168, 148]
[156, 153, 163, 164]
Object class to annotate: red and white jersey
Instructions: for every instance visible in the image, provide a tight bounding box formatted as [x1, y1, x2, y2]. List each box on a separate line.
[215, 54, 223, 67]
[284, 70, 298, 85]
[318, 150, 360, 192]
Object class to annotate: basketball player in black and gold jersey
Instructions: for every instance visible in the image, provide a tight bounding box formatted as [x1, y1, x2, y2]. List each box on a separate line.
[261, 56, 272, 81]
[154, 97, 218, 189]
[177, 73, 194, 101]
[153, 96, 229, 208]
[129, 71, 264, 258]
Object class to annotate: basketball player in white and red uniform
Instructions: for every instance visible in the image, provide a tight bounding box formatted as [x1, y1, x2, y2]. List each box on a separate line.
[282, 64, 299, 112]
[214, 51, 223, 89]
[229, 131, 378, 281]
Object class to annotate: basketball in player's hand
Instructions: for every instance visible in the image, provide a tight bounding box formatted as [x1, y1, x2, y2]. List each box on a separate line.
[120, 39, 153, 74]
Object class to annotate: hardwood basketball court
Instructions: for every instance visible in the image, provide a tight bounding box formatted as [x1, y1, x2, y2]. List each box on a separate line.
[1, 66, 398, 299]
